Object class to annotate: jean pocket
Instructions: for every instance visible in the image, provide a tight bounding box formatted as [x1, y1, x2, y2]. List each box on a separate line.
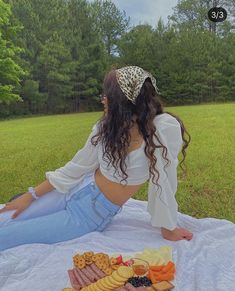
[92, 199, 113, 231]
[70, 191, 114, 231]
[92, 196, 112, 217]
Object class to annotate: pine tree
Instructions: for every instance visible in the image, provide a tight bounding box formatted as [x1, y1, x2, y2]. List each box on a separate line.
[0, 0, 24, 104]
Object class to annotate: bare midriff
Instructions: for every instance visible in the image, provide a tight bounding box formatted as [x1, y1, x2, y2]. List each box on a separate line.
[94, 123, 147, 207]
[94, 167, 145, 206]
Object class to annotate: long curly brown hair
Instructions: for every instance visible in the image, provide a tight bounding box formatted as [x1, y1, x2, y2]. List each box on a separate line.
[91, 69, 191, 199]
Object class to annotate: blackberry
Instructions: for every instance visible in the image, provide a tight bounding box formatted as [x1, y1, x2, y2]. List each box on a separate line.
[140, 276, 152, 286]
[127, 276, 152, 287]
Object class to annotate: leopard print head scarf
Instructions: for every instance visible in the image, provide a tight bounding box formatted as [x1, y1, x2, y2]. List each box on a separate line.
[115, 66, 160, 104]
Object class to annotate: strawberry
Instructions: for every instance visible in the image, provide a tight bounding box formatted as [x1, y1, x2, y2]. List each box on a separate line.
[123, 259, 135, 266]
[116, 255, 123, 265]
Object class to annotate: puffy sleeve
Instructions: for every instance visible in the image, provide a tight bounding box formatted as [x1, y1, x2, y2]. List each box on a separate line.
[147, 113, 183, 231]
[45, 122, 100, 194]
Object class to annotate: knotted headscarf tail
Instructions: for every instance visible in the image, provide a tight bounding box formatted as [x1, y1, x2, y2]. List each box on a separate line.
[115, 66, 160, 104]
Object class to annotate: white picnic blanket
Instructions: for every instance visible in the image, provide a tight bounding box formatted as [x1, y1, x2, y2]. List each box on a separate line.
[0, 198, 234, 291]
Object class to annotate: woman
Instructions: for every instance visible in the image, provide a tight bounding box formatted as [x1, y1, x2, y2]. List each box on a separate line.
[0, 66, 193, 251]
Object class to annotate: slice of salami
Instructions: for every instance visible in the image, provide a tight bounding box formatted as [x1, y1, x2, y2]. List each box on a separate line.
[125, 283, 138, 290]
[75, 267, 91, 286]
[80, 266, 96, 283]
[90, 263, 106, 278]
[67, 269, 82, 290]
[83, 265, 99, 281]
[73, 268, 86, 287]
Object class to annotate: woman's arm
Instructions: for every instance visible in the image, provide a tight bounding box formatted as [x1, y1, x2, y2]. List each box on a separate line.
[45, 122, 99, 194]
[32, 179, 55, 197]
[147, 113, 193, 241]
[0, 122, 100, 218]
[0, 179, 56, 218]
[147, 113, 183, 230]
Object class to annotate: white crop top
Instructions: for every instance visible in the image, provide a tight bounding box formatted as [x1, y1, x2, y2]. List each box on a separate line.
[98, 138, 150, 185]
[45, 113, 183, 231]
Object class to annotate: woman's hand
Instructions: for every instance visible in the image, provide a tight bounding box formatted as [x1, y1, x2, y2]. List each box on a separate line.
[161, 227, 193, 241]
[0, 193, 34, 219]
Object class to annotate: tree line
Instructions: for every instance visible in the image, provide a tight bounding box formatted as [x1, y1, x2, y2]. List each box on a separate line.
[0, 0, 234, 118]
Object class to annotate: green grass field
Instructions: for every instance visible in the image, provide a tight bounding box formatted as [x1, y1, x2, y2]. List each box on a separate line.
[0, 103, 234, 223]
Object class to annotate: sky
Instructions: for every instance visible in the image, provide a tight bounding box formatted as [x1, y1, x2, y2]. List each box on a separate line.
[108, 0, 179, 28]
[88, 0, 179, 28]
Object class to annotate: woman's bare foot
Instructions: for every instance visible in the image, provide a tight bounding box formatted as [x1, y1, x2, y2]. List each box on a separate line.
[161, 227, 193, 241]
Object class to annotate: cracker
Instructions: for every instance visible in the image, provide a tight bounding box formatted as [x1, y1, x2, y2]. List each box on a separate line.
[95, 258, 109, 270]
[103, 276, 118, 289]
[108, 275, 125, 287]
[116, 266, 134, 279]
[152, 280, 175, 291]
[111, 270, 127, 283]
[73, 255, 86, 269]
[103, 267, 113, 275]
[83, 251, 94, 257]
[109, 257, 117, 265]
[111, 264, 119, 270]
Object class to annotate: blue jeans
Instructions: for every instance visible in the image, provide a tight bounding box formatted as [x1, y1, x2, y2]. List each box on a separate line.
[0, 172, 122, 252]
